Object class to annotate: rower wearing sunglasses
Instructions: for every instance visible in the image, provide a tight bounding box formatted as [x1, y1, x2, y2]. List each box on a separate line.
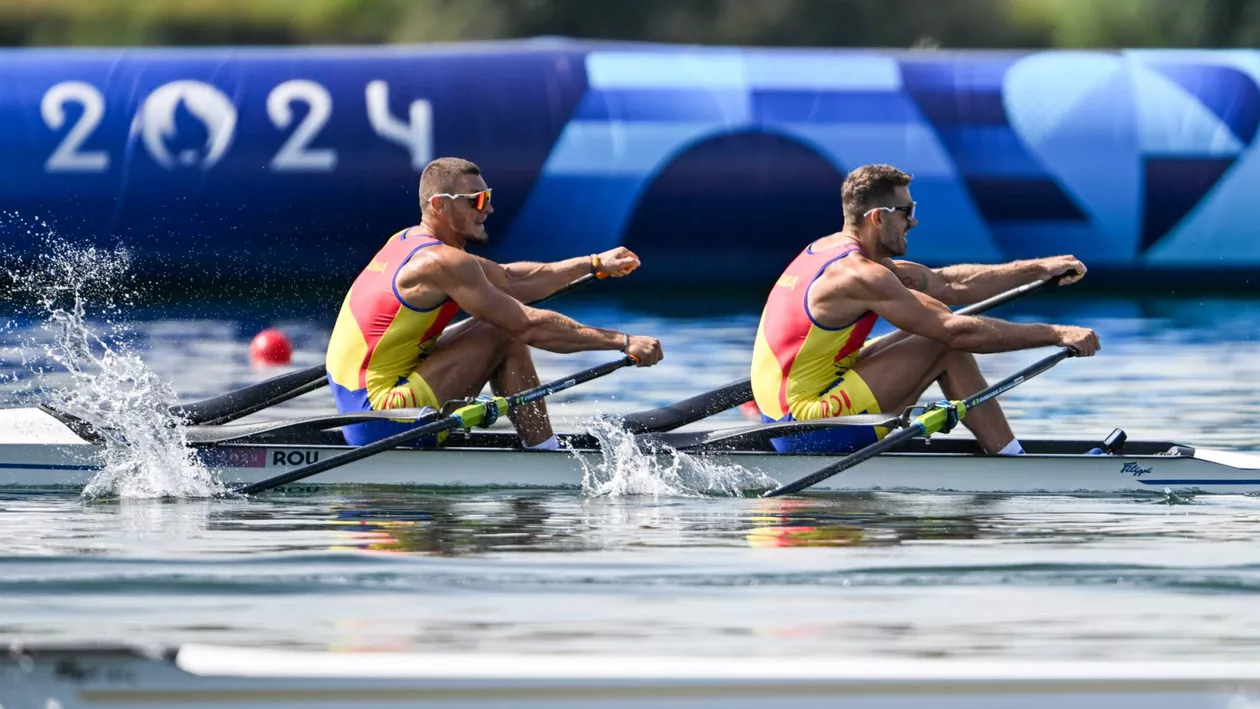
[326, 157, 663, 450]
[750, 163, 1099, 457]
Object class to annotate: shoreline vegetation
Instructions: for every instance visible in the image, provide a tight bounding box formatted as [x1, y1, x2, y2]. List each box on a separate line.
[3, 0, 1258, 50]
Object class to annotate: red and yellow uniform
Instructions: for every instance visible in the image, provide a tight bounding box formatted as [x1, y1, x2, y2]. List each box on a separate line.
[326, 228, 458, 446]
[750, 238, 885, 453]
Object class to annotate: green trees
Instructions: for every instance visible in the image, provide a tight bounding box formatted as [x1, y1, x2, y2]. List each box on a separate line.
[4, 0, 1259, 49]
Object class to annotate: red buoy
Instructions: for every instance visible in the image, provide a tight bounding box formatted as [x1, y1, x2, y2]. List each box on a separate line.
[250, 328, 292, 365]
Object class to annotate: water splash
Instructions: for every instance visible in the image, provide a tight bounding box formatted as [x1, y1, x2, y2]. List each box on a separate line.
[575, 417, 775, 497]
[3, 222, 223, 499]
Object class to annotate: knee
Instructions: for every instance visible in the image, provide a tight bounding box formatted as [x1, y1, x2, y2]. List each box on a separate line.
[468, 321, 514, 348]
[497, 333, 533, 364]
[504, 336, 530, 355]
[941, 347, 977, 368]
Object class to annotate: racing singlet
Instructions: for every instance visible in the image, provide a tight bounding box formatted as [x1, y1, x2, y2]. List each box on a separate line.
[325, 228, 459, 416]
[750, 238, 879, 421]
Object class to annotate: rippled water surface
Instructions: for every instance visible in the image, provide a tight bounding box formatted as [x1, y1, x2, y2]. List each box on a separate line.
[3, 289, 1260, 659]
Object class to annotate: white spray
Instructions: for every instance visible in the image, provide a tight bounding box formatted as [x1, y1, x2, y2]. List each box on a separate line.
[575, 416, 776, 498]
[3, 220, 223, 498]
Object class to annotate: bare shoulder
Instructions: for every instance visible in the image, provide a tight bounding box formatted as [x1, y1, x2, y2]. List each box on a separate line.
[814, 251, 899, 301]
[398, 243, 475, 285]
[808, 252, 900, 326]
[880, 258, 932, 293]
[393, 246, 490, 313]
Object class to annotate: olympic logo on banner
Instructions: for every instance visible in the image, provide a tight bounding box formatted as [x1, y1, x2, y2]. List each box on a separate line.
[39, 79, 433, 173]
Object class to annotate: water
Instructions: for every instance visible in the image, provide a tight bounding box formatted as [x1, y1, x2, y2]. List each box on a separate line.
[3, 284, 1260, 660]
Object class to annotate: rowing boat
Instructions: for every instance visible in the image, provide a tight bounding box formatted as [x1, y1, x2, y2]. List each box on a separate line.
[3, 406, 1259, 494]
[6, 643, 1260, 708]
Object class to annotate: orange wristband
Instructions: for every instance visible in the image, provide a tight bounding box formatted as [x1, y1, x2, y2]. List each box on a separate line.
[591, 254, 610, 279]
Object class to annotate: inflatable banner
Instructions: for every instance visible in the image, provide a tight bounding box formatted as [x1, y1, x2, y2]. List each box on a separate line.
[3, 39, 1257, 285]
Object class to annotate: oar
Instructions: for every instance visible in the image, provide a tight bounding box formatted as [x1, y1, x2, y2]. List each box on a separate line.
[170, 272, 1071, 439]
[182, 398, 895, 448]
[617, 272, 1074, 434]
[618, 378, 753, 434]
[226, 355, 637, 496]
[762, 346, 1078, 497]
[170, 273, 600, 426]
[182, 408, 443, 444]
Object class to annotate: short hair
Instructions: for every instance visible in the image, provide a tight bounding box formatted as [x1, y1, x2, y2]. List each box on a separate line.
[419, 157, 482, 216]
[841, 164, 913, 223]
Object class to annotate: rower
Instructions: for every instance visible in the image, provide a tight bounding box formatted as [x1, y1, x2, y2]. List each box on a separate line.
[750, 163, 1100, 456]
[325, 157, 663, 449]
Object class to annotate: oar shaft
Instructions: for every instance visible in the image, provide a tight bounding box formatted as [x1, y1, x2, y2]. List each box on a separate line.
[503, 355, 633, 408]
[954, 273, 1064, 317]
[229, 356, 634, 496]
[762, 424, 925, 497]
[963, 347, 1075, 411]
[230, 417, 461, 495]
[762, 346, 1077, 497]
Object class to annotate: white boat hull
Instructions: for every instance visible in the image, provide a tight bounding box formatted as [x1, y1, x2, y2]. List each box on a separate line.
[2, 408, 1260, 494]
[5, 644, 1260, 709]
[7, 408, 1260, 496]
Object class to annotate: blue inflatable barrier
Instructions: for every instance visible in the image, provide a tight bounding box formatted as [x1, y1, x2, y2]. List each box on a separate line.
[2, 39, 1258, 286]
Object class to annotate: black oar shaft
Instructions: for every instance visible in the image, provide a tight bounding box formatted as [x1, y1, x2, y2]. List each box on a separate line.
[954, 272, 1067, 317]
[229, 356, 633, 496]
[964, 347, 1075, 410]
[765, 425, 925, 497]
[763, 347, 1077, 497]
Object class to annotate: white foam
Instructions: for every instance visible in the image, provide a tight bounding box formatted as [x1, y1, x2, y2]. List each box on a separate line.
[575, 417, 775, 498]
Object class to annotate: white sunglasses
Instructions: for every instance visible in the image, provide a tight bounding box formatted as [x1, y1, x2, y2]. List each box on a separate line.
[863, 202, 916, 221]
[431, 188, 492, 211]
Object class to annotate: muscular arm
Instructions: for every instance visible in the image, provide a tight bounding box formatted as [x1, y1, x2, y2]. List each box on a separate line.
[429, 253, 625, 353]
[835, 267, 1065, 353]
[473, 255, 592, 303]
[886, 258, 1075, 306]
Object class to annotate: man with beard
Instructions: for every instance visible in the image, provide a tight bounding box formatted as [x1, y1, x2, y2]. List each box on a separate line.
[750, 164, 1099, 456]
[326, 157, 663, 449]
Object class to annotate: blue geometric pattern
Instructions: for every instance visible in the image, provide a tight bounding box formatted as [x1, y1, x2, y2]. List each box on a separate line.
[500, 51, 996, 266]
[499, 47, 1260, 270]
